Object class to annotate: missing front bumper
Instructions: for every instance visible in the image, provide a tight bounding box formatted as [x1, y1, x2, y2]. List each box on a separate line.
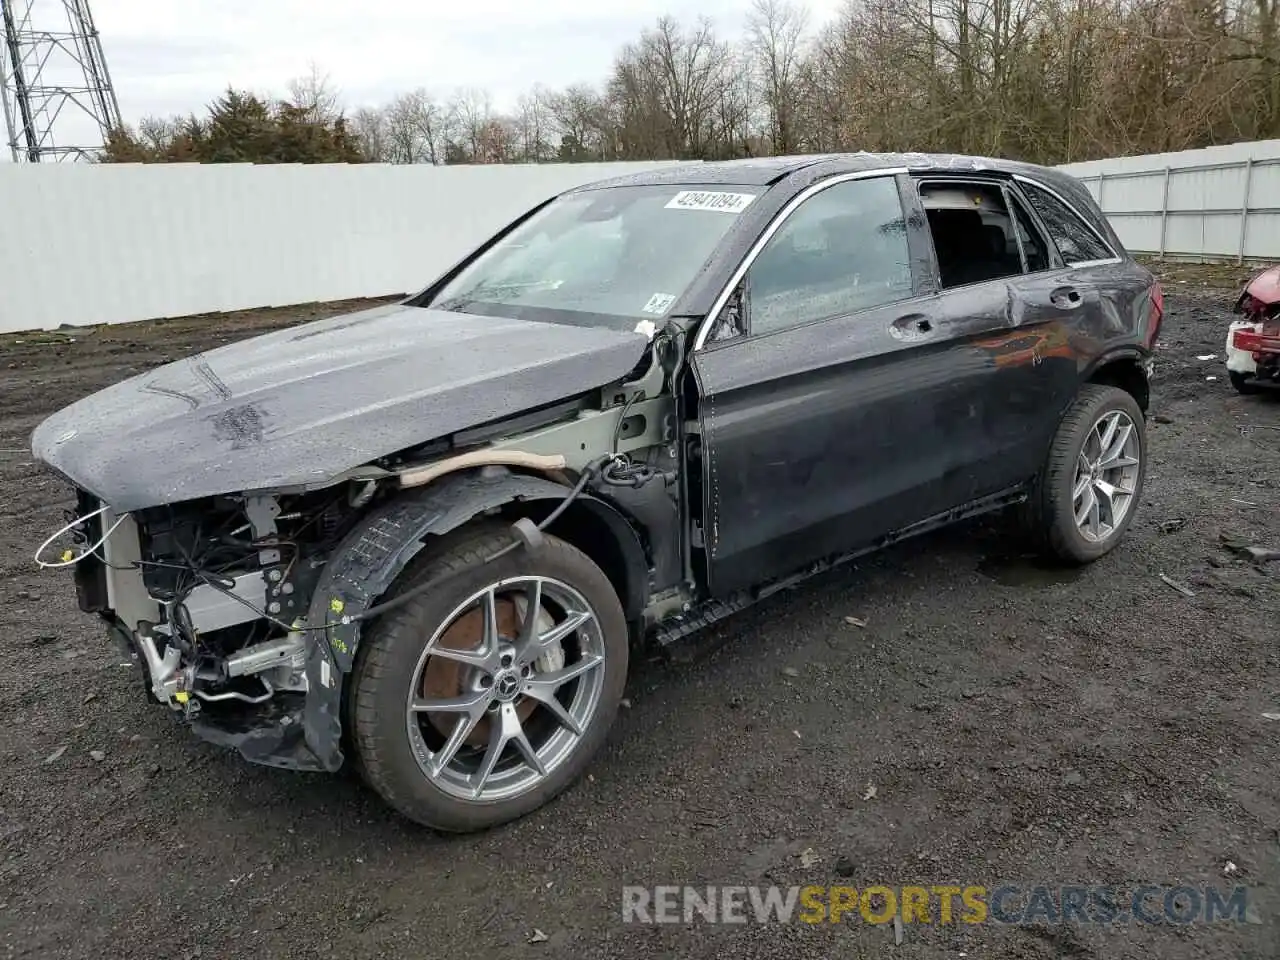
[106, 618, 337, 773]
[188, 695, 331, 772]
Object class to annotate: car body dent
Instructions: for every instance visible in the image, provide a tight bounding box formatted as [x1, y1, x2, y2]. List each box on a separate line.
[686, 162, 1150, 598]
[690, 284, 1079, 596]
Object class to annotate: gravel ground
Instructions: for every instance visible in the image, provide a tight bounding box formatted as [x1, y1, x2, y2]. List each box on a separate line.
[1, 287, 1277, 960]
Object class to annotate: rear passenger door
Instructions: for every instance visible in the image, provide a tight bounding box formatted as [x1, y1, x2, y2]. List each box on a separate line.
[1002, 179, 1128, 473]
[911, 176, 1092, 502]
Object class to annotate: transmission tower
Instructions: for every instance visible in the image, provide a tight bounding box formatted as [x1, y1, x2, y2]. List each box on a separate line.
[0, 0, 122, 162]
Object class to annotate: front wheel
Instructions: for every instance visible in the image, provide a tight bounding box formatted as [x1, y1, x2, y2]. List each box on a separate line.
[349, 525, 629, 832]
[1024, 384, 1147, 564]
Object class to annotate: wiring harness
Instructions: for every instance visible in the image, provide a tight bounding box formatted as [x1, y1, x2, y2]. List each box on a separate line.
[36, 390, 658, 647]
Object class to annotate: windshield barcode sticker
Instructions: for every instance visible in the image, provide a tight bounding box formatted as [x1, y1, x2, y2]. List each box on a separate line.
[665, 190, 756, 213]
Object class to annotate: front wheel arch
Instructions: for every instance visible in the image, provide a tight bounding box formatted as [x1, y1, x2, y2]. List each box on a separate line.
[348, 525, 630, 831]
[504, 496, 650, 628]
[299, 469, 648, 772]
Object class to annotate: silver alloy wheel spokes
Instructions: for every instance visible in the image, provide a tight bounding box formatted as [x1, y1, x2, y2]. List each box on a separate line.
[1072, 409, 1141, 543]
[405, 576, 606, 802]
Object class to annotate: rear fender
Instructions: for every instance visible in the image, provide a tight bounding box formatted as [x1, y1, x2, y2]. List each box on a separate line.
[299, 469, 644, 771]
[1081, 345, 1148, 377]
[1081, 347, 1151, 412]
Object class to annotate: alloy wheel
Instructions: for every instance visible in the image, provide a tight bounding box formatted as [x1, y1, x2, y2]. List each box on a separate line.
[1072, 409, 1141, 543]
[404, 576, 606, 802]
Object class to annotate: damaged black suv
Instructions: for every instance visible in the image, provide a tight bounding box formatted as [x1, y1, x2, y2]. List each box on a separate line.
[32, 153, 1162, 832]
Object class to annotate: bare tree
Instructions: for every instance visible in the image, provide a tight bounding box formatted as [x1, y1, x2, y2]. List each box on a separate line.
[286, 62, 342, 124]
[546, 83, 609, 159]
[137, 115, 181, 153]
[160, 1, 1280, 168]
[475, 116, 521, 162]
[351, 106, 390, 161]
[608, 15, 738, 159]
[515, 86, 556, 161]
[746, 0, 810, 153]
[710, 45, 759, 157]
[449, 87, 494, 162]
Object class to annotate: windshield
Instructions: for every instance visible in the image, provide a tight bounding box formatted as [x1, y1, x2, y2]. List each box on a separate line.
[426, 183, 758, 330]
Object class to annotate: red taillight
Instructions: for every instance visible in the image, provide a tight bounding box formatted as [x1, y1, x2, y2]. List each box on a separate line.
[1146, 281, 1164, 348]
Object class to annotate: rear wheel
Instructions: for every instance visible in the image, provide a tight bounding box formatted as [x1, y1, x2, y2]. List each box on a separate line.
[1024, 384, 1147, 564]
[349, 525, 628, 832]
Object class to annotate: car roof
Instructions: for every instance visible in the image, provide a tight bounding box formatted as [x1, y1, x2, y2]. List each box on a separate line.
[570, 152, 1064, 189]
[564, 155, 836, 188]
[566, 151, 1114, 248]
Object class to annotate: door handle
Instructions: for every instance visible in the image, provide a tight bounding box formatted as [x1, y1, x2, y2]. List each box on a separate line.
[890, 313, 933, 341]
[1050, 286, 1083, 308]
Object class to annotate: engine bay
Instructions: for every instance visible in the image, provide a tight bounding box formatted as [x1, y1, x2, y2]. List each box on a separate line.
[67, 486, 365, 713]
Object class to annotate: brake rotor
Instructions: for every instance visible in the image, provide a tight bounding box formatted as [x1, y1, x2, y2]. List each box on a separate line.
[420, 592, 558, 748]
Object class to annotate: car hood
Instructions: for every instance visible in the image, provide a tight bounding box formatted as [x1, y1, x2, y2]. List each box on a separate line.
[1243, 264, 1280, 307]
[31, 303, 650, 511]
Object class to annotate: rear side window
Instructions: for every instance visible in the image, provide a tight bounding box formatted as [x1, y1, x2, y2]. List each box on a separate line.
[918, 181, 1032, 289]
[1007, 192, 1049, 273]
[1019, 182, 1114, 265]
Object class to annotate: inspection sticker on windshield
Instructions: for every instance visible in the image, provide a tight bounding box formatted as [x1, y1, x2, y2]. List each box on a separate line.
[642, 293, 676, 315]
[665, 190, 756, 213]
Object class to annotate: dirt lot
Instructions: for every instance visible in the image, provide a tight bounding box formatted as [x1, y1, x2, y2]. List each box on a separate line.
[1, 286, 1277, 960]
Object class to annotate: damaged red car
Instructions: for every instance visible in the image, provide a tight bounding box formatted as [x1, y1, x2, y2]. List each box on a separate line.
[32, 153, 1163, 832]
[1226, 264, 1280, 393]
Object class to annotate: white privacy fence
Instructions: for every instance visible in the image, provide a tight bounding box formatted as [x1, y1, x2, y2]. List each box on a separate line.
[2, 143, 1279, 333]
[0, 160, 685, 334]
[1057, 139, 1280, 263]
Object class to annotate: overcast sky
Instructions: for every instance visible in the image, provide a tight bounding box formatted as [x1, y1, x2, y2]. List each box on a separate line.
[2, 0, 845, 158]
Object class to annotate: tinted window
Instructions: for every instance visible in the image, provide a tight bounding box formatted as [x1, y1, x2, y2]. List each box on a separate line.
[1019, 182, 1113, 264]
[1007, 192, 1050, 272]
[747, 176, 911, 335]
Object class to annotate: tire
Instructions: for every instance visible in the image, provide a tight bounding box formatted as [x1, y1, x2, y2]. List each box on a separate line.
[349, 522, 628, 833]
[1229, 371, 1261, 395]
[1024, 384, 1147, 564]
